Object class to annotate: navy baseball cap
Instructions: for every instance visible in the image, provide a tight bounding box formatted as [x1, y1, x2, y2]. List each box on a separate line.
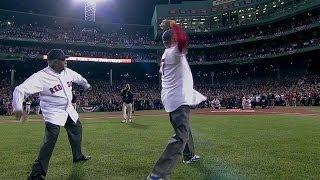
[162, 29, 172, 43]
[47, 49, 69, 61]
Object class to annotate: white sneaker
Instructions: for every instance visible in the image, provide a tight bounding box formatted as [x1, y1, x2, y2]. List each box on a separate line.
[183, 155, 201, 164]
[121, 120, 127, 123]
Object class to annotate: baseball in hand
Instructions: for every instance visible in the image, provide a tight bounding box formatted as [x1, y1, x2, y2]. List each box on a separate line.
[160, 19, 176, 30]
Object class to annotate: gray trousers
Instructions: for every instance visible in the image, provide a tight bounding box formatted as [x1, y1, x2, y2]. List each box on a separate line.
[30, 116, 83, 177]
[152, 105, 195, 179]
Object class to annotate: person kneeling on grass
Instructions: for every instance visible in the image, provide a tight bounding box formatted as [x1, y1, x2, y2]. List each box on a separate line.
[147, 20, 207, 180]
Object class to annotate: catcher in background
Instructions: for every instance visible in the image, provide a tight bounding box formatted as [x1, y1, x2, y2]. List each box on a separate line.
[210, 97, 221, 110]
[121, 84, 133, 123]
[242, 96, 252, 110]
[25, 98, 32, 115]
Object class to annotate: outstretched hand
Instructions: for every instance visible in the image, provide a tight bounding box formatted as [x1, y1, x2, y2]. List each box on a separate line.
[160, 19, 176, 30]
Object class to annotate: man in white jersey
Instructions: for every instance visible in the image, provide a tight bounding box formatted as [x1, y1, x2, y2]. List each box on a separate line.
[12, 49, 91, 180]
[242, 97, 252, 110]
[147, 21, 207, 180]
[25, 98, 32, 114]
[35, 96, 41, 115]
[211, 97, 221, 110]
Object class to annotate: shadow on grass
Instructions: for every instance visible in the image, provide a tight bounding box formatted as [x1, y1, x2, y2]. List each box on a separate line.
[121, 164, 151, 179]
[67, 164, 85, 180]
[189, 161, 244, 180]
[189, 161, 221, 180]
[127, 122, 149, 129]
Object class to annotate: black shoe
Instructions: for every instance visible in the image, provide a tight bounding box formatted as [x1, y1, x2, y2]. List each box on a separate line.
[73, 155, 91, 163]
[28, 175, 45, 180]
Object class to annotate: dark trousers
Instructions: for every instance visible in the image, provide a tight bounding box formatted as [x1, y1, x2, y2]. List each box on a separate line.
[30, 116, 83, 177]
[152, 105, 195, 179]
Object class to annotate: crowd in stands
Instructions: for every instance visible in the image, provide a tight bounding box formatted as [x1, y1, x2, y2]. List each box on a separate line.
[0, 11, 319, 64]
[196, 74, 320, 108]
[1, 10, 320, 115]
[0, 45, 159, 62]
[188, 35, 320, 62]
[191, 13, 320, 45]
[1, 32, 320, 63]
[73, 79, 162, 112]
[0, 77, 13, 115]
[0, 20, 157, 47]
[0, 12, 319, 48]
[1, 72, 319, 115]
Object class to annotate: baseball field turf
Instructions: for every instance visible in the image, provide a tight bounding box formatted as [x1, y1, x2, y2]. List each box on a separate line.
[0, 108, 320, 179]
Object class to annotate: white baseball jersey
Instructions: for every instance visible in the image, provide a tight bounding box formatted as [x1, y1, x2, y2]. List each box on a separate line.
[12, 66, 90, 126]
[160, 44, 206, 112]
[211, 99, 220, 107]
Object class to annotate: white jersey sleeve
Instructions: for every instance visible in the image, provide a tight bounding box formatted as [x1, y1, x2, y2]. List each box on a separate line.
[68, 68, 91, 90]
[163, 45, 183, 65]
[12, 73, 43, 112]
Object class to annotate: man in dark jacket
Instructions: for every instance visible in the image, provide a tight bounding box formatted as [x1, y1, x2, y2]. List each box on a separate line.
[121, 84, 133, 123]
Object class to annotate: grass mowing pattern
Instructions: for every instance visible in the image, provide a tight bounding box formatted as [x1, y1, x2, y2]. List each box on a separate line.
[0, 113, 320, 179]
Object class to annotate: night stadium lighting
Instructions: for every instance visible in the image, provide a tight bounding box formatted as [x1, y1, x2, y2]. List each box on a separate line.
[43, 55, 131, 63]
[79, 0, 106, 22]
[85, 0, 104, 2]
[85, 0, 97, 22]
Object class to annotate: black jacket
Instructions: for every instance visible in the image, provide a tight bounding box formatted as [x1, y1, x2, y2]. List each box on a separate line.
[121, 89, 133, 103]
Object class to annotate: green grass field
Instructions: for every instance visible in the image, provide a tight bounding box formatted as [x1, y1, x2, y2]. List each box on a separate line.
[1, 112, 320, 180]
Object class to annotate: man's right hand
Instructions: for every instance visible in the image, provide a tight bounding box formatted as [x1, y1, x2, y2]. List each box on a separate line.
[14, 110, 28, 122]
[160, 19, 176, 30]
